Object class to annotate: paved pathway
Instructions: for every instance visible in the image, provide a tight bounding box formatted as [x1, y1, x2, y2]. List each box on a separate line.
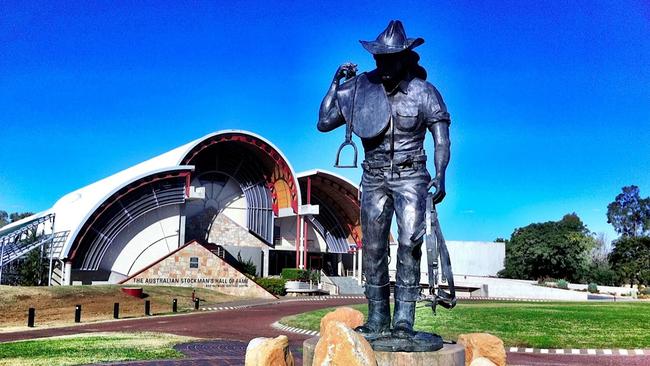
[1, 296, 648, 365]
[0, 297, 365, 344]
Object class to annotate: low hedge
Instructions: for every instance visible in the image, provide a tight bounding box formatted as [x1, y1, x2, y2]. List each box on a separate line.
[281, 268, 310, 281]
[256, 278, 287, 296]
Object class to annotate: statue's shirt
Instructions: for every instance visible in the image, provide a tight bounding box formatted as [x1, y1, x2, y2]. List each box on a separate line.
[336, 71, 450, 160]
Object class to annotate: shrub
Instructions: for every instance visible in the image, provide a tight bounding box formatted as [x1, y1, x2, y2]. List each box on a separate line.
[556, 279, 569, 289]
[537, 277, 555, 285]
[256, 278, 286, 296]
[310, 270, 321, 283]
[281, 268, 310, 281]
[237, 252, 257, 277]
[587, 283, 599, 293]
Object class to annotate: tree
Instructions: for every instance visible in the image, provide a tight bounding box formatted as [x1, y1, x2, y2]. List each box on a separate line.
[0, 211, 8, 228]
[18, 246, 45, 286]
[583, 232, 618, 286]
[609, 236, 650, 286]
[500, 213, 596, 282]
[1, 210, 40, 285]
[607, 186, 650, 238]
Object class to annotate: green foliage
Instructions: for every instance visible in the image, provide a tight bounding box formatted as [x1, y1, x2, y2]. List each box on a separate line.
[607, 185, 650, 238]
[281, 268, 310, 281]
[583, 261, 619, 286]
[608, 236, 650, 286]
[0, 210, 8, 228]
[501, 213, 595, 282]
[256, 278, 286, 296]
[18, 248, 45, 286]
[236, 252, 257, 277]
[309, 270, 321, 283]
[9, 212, 32, 223]
[556, 279, 568, 289]
[587, 283, 599, 293]
[0, 210, 33, 228]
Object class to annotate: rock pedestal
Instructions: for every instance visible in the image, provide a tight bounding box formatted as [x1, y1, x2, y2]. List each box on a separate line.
[303, 336, 465, 366]
[457, 333, 506, 366]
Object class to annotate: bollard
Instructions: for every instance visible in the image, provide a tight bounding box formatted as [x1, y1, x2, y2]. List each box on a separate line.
[27, 308, 35, 327]
[145, 300, 151, 316]
[172, 298, 177, 313]
[113, 302, 120, 319]
[75, 305, 81, 323]
[194, 298, 199, 310]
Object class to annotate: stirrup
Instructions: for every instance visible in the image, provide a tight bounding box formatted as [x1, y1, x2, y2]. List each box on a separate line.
[334, 140, 358, 168]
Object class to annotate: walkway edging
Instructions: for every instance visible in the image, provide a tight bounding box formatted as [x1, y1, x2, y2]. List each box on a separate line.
[272, 321, 319, 337]
[200, 295, 364, 311]
[272, 321, 649, 356]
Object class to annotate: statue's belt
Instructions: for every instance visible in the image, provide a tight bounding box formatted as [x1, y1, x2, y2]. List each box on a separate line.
[362, 153, 427, 171]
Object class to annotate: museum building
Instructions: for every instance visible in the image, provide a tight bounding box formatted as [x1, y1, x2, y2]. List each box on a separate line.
[0, 130, 504, 289]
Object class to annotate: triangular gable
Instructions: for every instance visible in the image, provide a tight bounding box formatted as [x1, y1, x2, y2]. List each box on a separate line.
[120, 240, 276, 299]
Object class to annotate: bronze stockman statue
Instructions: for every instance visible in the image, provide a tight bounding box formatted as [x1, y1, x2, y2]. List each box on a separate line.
[318, 20, 456, 352]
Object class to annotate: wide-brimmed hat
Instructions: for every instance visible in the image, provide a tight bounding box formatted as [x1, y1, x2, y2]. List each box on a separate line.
[359, 20, 424, 55]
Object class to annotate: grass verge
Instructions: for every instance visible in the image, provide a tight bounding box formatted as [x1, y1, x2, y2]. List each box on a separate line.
[0, 331, 195, 366]
[280, 301, 650, 349]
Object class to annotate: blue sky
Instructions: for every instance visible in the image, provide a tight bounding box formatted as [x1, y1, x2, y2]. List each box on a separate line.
[1, 1, 649, 243]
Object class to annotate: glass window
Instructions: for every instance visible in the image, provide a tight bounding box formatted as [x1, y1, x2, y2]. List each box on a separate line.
[189, 257, 199, 269]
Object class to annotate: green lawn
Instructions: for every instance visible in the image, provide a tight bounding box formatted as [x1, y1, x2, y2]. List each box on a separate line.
[280, 301, 650, 349]
[0, 332, 195, 366]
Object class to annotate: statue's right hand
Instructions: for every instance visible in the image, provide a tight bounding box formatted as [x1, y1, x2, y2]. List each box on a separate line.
[334, 63, 358, 83]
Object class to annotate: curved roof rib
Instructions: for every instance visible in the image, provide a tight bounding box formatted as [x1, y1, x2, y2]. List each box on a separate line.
[180, 131, 301, 215]
[297, 169, 362, 249]
[69, 169, 192, 268]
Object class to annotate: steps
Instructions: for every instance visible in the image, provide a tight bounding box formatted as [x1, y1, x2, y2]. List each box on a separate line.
[327, 276, 364, 295]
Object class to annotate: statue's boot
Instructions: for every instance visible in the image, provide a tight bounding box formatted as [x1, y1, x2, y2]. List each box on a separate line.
[355, 299, 391, 340]
[391, 300, 417, 339]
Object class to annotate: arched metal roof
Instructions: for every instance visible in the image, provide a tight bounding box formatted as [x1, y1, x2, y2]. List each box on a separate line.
[69, 168, 192, 268]
[51, 130, 300, 261]
[180, 131, 301, 214]
[297, 170, 362, 251]
[180, 133, 301, 243]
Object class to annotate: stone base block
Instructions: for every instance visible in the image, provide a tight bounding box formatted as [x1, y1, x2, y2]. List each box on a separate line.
[303, 336, 465, 366]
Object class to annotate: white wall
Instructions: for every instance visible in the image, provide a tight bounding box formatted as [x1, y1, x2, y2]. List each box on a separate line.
[456, 276, 589, 300]
[274, 216, 328, 253]
[447, 241, 505, 276]
[388, 240, 505, 278]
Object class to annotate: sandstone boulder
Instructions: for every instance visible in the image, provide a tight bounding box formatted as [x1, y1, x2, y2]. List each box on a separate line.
[457, 333, 506, 366]
[469, 357, 497, 366]
[313, 320, 377, 366]
[245, 335, 294, 366]
[319, 306, 365, 334]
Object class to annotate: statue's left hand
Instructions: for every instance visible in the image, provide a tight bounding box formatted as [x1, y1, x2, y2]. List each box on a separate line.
[428, 176, 446, 204]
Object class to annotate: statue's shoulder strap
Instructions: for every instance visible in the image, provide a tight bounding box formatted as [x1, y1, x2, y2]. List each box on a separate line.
[335, 73, 366, 123]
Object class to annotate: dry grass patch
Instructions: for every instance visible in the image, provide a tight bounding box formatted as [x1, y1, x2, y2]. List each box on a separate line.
[0, 285, 242, 331]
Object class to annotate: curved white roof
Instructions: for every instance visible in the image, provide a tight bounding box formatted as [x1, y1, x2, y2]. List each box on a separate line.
[41, 129, 300, 260]
[297, 169, 361, 193]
